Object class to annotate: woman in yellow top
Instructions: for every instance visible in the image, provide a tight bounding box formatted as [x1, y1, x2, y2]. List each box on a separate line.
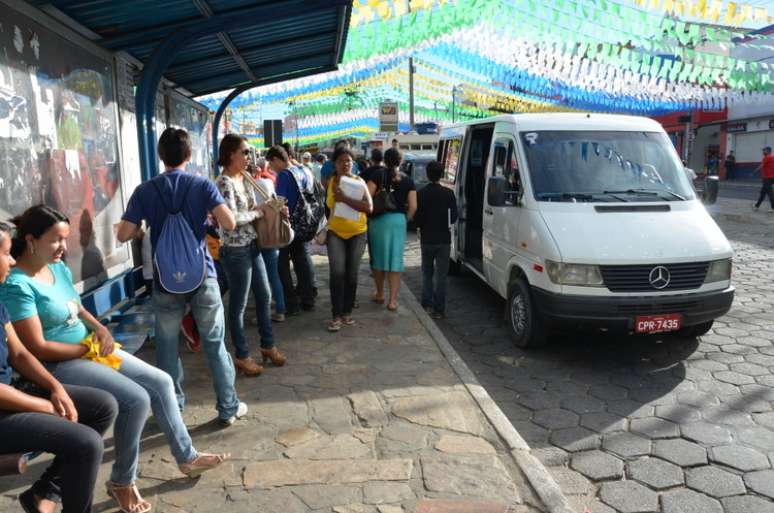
[326, 147, 373, 332]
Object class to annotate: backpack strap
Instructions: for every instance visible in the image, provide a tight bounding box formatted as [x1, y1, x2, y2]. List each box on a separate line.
[151, 176, 194, 215]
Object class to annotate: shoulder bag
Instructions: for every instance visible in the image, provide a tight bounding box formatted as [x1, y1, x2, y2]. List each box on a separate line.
[242, 171, 293, 249]
[371, 170, 399, 217]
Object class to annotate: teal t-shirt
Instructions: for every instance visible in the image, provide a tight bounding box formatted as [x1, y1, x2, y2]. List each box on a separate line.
[0, 262, 88, 344]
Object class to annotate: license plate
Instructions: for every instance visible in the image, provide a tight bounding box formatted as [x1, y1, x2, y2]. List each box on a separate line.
[635, 314, 683, 334]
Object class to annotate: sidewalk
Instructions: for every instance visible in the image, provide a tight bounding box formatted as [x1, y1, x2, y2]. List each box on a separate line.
[0, 258, 567, 513]
[706, 197, 774, 226]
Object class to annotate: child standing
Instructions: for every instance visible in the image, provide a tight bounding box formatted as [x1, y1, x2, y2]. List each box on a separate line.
[414, 161, 457, 319]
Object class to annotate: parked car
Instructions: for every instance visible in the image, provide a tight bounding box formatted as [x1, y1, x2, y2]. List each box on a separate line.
[438, 113, 734, 347]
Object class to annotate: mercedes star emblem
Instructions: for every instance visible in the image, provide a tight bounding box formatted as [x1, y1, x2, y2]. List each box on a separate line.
[649, 266, 671, 289]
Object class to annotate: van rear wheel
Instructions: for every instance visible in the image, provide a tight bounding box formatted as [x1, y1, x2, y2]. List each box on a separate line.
[507, 279, 545, 348]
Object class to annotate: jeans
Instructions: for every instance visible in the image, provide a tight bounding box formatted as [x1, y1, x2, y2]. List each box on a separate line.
[421, 243, 451, 314]
[756, 178, 774, 209]
[0, 385, 117, 513]
[220, 244, 275, 358]
[48, 350, 198, 484]
[261, 248, 285, 315]
[278, 238, 316, 312]
[152, 277, 240, 420]
[327, 232, 366, 318]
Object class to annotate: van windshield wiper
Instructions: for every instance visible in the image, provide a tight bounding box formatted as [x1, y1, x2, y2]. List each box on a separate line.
[602, 188, 686, 201]
[537, 192, 594, 202]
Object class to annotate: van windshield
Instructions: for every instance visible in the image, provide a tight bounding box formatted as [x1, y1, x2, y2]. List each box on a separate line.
[520, 131, 695, 202]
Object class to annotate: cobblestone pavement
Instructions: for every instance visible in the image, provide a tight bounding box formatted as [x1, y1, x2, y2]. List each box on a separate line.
[403, 215, 774, 513]
[0, 260, 542, 513]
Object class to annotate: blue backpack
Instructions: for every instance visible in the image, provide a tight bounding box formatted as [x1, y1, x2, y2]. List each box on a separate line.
[151, 178, 207, 294]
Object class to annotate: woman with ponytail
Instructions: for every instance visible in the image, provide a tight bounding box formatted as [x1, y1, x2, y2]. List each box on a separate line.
[366, 148, 417, 311]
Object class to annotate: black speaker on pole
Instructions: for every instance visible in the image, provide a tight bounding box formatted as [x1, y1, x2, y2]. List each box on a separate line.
[263, 120, 283, 147]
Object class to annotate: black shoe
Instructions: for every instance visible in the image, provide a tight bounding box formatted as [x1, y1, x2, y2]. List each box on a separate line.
[301, 303, 315, 312]
[431, 310, 446, 319]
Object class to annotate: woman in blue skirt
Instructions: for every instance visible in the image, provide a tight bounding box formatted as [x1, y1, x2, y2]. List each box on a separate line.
[367, 148, 417, 311]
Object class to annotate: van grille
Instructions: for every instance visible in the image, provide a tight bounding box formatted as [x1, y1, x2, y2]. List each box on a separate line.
[599, 262, 710, 292]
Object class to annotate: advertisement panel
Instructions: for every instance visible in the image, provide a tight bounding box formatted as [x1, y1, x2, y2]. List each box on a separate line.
[0, 5, 128, 286]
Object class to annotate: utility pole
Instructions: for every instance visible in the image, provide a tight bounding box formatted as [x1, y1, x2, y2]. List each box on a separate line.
[451, 86, 456, 123]
[409, 57, 415, 131]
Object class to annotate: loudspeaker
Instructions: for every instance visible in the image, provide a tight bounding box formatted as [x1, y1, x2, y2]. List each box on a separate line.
[263, 120, 283, 147]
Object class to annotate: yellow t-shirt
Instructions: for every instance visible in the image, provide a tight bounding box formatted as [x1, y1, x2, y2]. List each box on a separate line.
[327, 175, 368, 239]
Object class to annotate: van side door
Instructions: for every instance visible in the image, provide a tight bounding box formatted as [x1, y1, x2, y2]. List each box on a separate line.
[439, 135, 464, 262]
[483, 135, 523, 289]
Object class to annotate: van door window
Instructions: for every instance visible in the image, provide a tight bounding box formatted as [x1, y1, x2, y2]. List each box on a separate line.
[443, 137, 462, 183]
[493, 139, 522, 206]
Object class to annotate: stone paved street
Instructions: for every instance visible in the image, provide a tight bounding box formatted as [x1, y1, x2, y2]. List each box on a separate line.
[404, 200, 774, 513]
[0, 259, 543, 513]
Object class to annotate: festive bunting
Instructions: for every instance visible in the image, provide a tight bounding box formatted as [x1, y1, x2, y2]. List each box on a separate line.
[198, 0, 774, 147]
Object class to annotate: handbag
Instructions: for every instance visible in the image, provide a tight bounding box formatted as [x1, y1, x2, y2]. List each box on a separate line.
[242, 171, 293, 249]
[371, 171, 399, 217]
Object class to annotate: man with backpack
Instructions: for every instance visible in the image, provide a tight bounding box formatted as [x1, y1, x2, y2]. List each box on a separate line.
[267, 145, 324, 314]
[117, 127, 247, 426]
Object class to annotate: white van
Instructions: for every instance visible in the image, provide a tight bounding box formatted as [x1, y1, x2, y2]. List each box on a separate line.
[437, 113, 734, 347]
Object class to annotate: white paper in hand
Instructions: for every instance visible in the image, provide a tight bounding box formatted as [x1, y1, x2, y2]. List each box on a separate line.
[333, 176, 365, 221]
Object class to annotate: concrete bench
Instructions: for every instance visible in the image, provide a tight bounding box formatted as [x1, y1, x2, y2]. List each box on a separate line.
[0, 452, 31, 476]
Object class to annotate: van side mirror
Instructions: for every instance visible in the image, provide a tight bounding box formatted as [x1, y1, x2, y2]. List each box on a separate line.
[487, 176, 507, 207]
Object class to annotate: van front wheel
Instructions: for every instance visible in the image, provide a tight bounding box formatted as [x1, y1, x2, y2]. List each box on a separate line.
[507, 279, 545, 348]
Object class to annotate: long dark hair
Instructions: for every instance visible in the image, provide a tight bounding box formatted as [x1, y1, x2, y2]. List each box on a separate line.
[10, 205, 69, 258]
[218, 133, 247, 168]
[384, 148, 402, 183]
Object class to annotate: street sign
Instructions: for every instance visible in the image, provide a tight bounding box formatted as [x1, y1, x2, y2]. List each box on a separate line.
[379, 102, 398, 132]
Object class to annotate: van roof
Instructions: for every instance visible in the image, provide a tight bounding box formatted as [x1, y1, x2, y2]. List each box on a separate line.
[440, 113, 663, 134]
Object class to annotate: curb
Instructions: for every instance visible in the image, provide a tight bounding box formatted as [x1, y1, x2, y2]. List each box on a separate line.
[399, 286, 576, 513]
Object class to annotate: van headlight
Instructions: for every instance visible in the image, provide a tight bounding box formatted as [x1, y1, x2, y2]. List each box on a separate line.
[705, 258, 732, 283]
[545, 260, 604, 287]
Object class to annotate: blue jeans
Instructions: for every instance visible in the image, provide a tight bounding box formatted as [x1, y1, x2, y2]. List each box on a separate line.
[47, 350, 197, 485]
[260, 248, 285, 315]
[152, 278, 240, 420]
[421, 243, 451, 314]
[220, 244, 275, 358]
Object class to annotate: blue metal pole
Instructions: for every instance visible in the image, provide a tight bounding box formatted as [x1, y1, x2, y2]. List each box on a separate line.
[212, 84, 252, 176]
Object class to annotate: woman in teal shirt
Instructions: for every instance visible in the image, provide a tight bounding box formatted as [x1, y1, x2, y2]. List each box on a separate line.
[0, 206, 229, 513]
[0, 221, 117, 513]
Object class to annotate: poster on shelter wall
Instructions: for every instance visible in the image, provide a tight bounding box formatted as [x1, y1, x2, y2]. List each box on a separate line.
[0, 6, 129, 286]
[167, 92, 213, 178]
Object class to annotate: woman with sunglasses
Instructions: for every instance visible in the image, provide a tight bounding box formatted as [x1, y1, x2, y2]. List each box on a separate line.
[215, 134, 287, 376]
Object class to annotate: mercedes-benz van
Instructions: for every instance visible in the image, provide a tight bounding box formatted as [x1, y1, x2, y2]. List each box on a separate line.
[437, 113, 734, 347]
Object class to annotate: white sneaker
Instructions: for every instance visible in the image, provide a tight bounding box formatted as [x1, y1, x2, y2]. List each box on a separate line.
[219, 401, 248, 426]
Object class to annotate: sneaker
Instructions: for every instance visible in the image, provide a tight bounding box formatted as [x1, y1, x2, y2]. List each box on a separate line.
[219, 401, 248, 426]
[753, 203, 761, 210]
[431, 310, 446, 319]
[180, 313, 201, 353]
[271, 313, 286, 322]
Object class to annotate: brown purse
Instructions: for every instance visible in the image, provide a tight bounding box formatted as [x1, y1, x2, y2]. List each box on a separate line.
[242, 171, 293, 249]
